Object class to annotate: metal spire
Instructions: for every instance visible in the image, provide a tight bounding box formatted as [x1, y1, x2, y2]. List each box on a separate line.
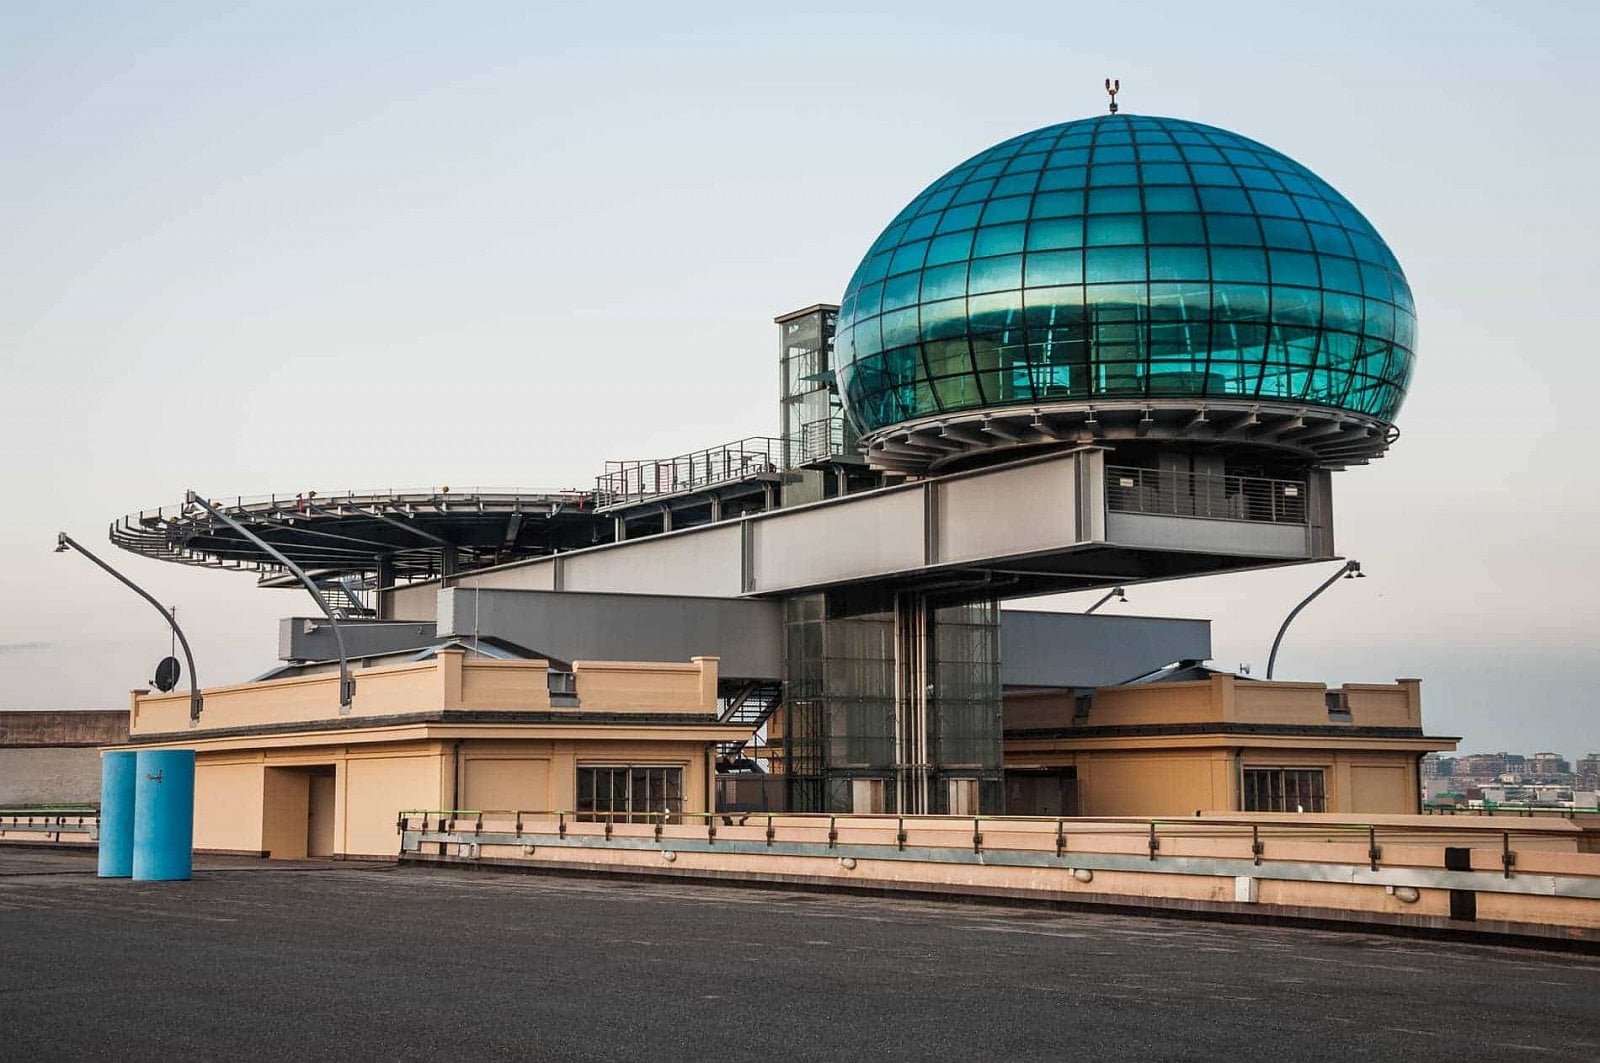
[1105, 77, 1120, 114]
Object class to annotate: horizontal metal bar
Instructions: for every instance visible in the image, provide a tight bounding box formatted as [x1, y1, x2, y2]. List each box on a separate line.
[401, 829, 1600, 901]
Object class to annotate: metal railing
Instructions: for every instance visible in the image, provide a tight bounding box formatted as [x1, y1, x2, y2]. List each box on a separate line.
[1105, 465, 1308, 525]
[594, 437, 785, 508]
[0, 806, 99, 841]
[790, 415, 847, 466]
[396, 809, 1600, 894]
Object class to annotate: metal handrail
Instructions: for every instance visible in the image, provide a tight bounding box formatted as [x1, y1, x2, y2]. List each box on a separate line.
[1105, 464, 1309, 525]
[594, 437, 785, 507]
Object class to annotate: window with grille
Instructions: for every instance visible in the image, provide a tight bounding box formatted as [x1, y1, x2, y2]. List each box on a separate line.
[576, 766, 684, 823]
[1242, 768, 1327, 813]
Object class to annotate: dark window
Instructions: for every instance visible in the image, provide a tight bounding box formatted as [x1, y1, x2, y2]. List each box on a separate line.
[576, 766, 684, 824]
[1243, 768, 1327, 812]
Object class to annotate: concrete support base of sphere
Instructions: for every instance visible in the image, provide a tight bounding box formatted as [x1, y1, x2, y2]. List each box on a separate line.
[132, 749, 196, 882]
[97, 750, 137, 878]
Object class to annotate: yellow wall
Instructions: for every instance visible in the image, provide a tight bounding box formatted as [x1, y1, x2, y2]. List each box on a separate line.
[188, 736, 718, 859]
[1076, 749, 1236, 816]
[132, 651, 722, 735]
[193, 758, 266, 854]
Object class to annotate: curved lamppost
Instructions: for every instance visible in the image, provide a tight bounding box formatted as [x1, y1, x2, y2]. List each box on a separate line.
[1265, 560, 1365, 679]
[55, 532, 203, 723]
[185, 491, 355, 712]
[1084, 586, 1127, 614]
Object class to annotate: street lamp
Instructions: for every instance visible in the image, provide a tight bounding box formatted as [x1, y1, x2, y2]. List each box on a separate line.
[184, 491, 355, 712]
[55, 532, 203, 723]
[1085, 586, 1127, 614]
[1265, 560, 1365, 679]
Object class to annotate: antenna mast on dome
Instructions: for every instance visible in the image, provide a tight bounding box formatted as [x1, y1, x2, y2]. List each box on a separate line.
[1105, 77, 1120, 114]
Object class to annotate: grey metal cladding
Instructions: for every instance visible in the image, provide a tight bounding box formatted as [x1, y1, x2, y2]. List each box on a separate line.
[998, 611, 1213, 689]
[438, 588, 785, 680]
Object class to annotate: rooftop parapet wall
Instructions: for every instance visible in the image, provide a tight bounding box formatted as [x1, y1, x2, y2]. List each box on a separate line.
[130, 651, 721, 736]
[1005, 675, 1426, 733]
[0, 710, 129, 747]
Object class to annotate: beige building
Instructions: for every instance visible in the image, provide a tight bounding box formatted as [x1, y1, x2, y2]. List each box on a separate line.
[122, 648, 747, 858]
[1003, 669, 1456, 817]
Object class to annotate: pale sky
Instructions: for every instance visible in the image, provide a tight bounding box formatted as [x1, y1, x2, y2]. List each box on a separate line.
[2, 1, 1597, 757]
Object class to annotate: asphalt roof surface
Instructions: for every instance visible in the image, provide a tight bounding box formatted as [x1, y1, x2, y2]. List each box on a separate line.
[1, 848, 1597, 1061]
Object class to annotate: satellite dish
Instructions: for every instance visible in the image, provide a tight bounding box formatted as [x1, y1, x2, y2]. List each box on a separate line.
[153, 656, 181, 692]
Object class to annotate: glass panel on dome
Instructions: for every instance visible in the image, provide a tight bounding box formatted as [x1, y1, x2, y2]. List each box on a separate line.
[982, 195, 1031, 225]
[973, 224, 1025, 257]
[1214, 283, 1271, 322]
[1322, 291, 1363, 333]
[1237, 168, 1284, 191]
[882, 307, 920, 348]
[1088, 164, 1137, 186]
[925, 230, 974, 266]
[1147, 281, 1210, 321]
[1087, 282, 1147, 321]
[1259, 216, 1313, 250]
[1211, 248, 1269, 283]
[902, 213, 939, 242]
[1268, 249, 1320, 287]
[1091, 144, 1135, 164]
[1139, 163, 1190, 186]
[1087, 214, 1144, 246]
[1199, 187, 1251, 213]
[968, 254, 1023, 294]
[1027, 217, 1084, 251]
[1024, 252, 1083, 288]
[1270, 286, 1321, 328]
[1189, 163, 1241, 186]
[1145, 213, 1205, 244]
[1088, 186, 1141, 213]
[951, 179, 997, 206]
[1308, 223, 1353, 255]
[1206, 214, 1264, 246]
[882, 272, 921, 311]
[1085, 246, 1147, 284]
[993, 173, 1038, 197]
[1135, 144, 1183, 163]
[1033, 190, 1086, 217]
[1318, 255, 1361, 293]
[921, 297, 969, 340]
[1148, 246, 1208, 281]
[1038, 166, 1087, 191]
[1144, 186, 1198, 212]
[888, 240, 929, 276]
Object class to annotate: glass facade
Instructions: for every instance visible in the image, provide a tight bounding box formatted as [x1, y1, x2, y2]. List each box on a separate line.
[835, 115, 1415, 436]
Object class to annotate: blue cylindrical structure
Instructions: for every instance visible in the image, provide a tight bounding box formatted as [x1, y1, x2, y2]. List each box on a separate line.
[132, 749, 195, 882]
[97, 750, 137, 878]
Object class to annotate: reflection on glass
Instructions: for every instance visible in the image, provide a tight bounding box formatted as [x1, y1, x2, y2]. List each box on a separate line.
[835, 114, 1414, 431]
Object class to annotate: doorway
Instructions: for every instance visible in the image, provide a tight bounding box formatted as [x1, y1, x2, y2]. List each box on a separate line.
[1004, 769, 1079, 817]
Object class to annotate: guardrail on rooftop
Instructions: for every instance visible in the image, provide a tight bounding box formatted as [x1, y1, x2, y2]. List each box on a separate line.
[397, 809, 1600, 932]
[1106, 465, 1308, 525]
[594, 437, 785, 509]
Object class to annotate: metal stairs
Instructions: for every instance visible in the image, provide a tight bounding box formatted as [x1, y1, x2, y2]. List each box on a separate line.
[716, 680, 783, 771]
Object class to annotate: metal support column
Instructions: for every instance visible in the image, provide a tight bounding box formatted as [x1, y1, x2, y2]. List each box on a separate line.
[374, 554, 396, 620]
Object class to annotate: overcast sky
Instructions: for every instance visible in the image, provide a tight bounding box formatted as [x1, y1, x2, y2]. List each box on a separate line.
[2, 1, 1596, 757]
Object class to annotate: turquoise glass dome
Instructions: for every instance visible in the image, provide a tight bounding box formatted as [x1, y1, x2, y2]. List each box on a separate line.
[835, 114, 1415, 440]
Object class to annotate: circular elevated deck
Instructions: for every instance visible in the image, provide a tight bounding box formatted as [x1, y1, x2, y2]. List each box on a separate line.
[109, 488, 612, 580]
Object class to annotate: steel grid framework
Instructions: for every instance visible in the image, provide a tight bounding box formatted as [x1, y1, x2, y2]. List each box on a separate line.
[109, 488, 611, 581]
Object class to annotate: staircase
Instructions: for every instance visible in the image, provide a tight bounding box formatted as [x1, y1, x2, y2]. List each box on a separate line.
[716, 680, 783, 772]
